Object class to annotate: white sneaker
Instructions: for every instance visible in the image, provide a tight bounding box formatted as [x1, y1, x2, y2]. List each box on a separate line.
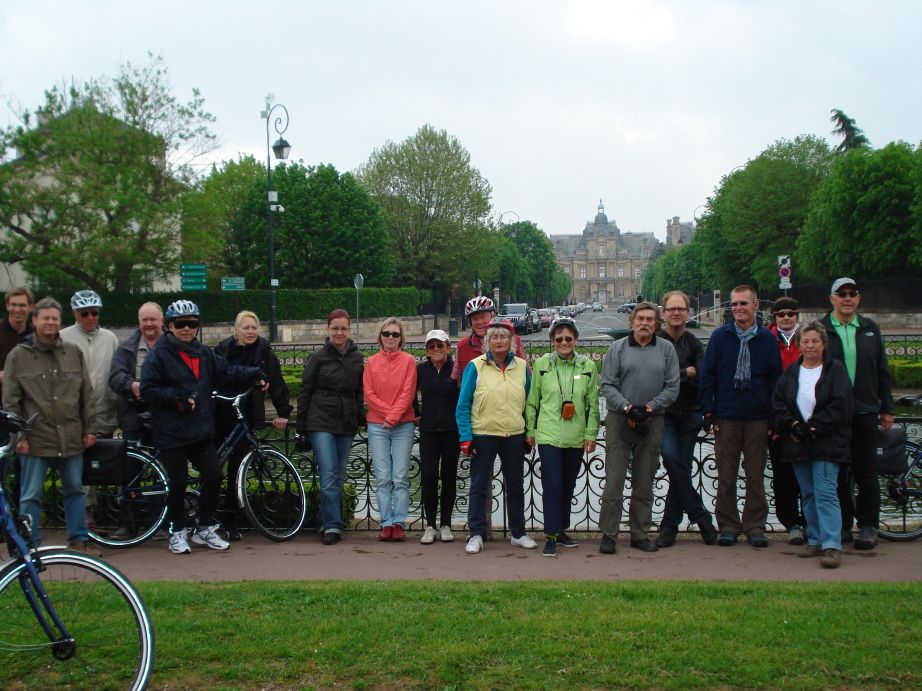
[169, 529, 191, 554]
[465, 535, 483, 554]
[191, 524, 230, 551]
[421, 526, 438, 544]
[440, 525, 454, 542]
[511, 534, 537, 549]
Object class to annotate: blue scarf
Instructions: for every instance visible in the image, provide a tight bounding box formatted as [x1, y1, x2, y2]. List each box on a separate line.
[733, 323, 758, 390]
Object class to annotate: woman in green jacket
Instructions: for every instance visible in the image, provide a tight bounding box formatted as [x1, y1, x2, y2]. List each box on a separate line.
[526, 316, 600, 558]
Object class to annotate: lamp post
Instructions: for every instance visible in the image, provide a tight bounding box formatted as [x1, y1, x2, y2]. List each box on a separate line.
[261, 95, 292, 342]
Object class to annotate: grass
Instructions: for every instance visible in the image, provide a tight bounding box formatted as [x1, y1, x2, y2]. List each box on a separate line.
[6, 580, 917, 690]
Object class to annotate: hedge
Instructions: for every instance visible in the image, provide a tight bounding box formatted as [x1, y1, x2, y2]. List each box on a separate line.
[43, 287, 422, 327]
[890, 360, 922, 389]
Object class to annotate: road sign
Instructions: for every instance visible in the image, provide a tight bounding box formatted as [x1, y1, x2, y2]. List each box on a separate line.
[354, 273, 364, 290]
[778, 255, 792, 290]
[221, 276, 245, 291]
[180, 263, 207, 291]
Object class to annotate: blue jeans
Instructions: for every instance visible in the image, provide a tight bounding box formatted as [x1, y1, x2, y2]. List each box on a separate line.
[538, 444, 582, 536]
[368, 422, 414, 527]
[20, 453, 88, 546]
[310, 432, 353, 534]
[794, 460, 842, 550]
[468, 434, 526, 539]
[660, 412, 711, 533]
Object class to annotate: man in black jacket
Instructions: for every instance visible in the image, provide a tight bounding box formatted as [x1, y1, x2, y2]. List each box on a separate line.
[819, 278, 894, 550]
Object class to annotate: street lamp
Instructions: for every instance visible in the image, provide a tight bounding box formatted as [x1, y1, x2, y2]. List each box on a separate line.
[261, 94, 291, 342]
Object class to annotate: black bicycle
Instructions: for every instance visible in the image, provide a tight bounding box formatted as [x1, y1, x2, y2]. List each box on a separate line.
[87, 390, 307, 546]
[0, 410, 155, 690]
[879, 437, 922, 541]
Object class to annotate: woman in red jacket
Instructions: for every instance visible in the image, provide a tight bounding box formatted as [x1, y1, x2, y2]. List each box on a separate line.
[364, 318, 418, 541]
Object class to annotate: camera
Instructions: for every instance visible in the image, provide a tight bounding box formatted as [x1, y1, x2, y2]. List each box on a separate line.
[625, 404, 651, 435]
[561, 401, 576, 420]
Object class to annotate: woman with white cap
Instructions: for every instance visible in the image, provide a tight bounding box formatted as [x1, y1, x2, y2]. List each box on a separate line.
[416, 329, 460, 544]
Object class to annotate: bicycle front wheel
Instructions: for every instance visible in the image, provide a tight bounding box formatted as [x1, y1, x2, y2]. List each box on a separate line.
[237, 446, 307, 541]
[89, 450, 169, 548]
[879, 441, 922, 542]
[0, 548, 155, 690]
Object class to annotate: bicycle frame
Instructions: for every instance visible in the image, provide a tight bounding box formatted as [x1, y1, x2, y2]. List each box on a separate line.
[213, 390, 262, 465]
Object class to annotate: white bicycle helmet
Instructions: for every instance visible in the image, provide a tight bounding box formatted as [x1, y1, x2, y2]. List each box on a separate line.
[165, 299, 200, 321]
[465, 295, 495, 317]
[70, 290, 102, 311]
[549, 316, 580, 339]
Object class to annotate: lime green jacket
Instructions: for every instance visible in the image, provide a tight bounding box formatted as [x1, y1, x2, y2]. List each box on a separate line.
[525, 352, 600, 448]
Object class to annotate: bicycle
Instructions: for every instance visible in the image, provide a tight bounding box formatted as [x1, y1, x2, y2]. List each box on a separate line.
[88, 390, 307, 546]
[0, 410, 155, 690]
[878, 437, 922, 541]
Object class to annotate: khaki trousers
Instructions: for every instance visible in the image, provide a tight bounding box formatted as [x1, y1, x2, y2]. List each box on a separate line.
[714, 418, 769, 536]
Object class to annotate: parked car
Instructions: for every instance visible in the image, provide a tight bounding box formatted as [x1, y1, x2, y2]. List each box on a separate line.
[617, 302, 636, 314]
[500, 302, 538, 334]
[592, 302, 603, 312]
[537, 308, 555, 328]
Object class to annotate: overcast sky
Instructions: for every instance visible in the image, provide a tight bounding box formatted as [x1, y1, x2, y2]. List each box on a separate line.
[2, 1, 920, 240]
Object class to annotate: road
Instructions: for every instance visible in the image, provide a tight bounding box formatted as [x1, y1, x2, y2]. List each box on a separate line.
[518, 306, 634, 342]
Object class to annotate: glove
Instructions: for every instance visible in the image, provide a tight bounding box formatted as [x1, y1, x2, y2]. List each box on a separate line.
[253, 370, 269, 389]
[176, 396, 194, 414]
[460, 440, 472, 457]
[702, 413, 715, 433]
[294, 433, 311, 452]
[789, 421, 808, 443]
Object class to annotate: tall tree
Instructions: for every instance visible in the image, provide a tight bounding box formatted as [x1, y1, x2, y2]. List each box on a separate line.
[357, 124, 493, 295]
[830, 108, 870, 154]
[504, 220, 570, 306]
[0, 54, 217, 292]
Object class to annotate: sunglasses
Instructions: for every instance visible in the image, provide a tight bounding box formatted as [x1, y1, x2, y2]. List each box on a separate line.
[774, 310, 798, 318]
[79, 310, 100, 318]
[173, 320, 199, 330]
[426, 342, 447, 350]
[380, 331, 401, 339]
[835, 289, 859, 298]
[730, 301, 750, 307]
[554, 336, 575, 344]
[663, 307, 688, 313]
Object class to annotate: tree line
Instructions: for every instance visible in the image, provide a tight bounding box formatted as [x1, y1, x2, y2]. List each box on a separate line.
[0, 55, 571, 308]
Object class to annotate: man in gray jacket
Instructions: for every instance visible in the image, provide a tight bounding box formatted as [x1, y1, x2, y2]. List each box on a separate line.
[3, 297, 98, 553]
[598, 302, 679, 554]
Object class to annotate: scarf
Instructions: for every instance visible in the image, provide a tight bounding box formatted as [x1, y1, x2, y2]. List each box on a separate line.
[733, 323, 758, 390]
[166, 332, 202, 357]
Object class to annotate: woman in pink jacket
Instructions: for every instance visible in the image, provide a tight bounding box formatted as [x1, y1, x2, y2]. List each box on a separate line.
[364, 318, 418, 541]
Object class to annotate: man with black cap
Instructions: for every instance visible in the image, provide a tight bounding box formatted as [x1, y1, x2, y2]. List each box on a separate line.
[819, 278, 893, 550]
[768, 297, 806, 545]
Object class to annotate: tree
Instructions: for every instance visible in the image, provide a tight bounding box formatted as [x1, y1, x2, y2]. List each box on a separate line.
[830, 108, 870, 154]
[357, 124, 493, 295]
[0, 54, 217, 292]
[504, 220, 570, 305]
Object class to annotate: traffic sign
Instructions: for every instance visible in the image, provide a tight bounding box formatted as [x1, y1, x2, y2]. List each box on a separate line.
[221, 276, 245, 291]
[181, 263, 207, 290]
[778, 255, 792, 290]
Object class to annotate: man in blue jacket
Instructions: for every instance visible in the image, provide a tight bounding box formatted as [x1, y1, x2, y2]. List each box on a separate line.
[699, 285, 782, 547]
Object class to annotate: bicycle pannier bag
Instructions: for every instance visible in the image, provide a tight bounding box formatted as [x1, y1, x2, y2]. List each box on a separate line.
[874, 426, 906, 476]
[82, 439, 129, 485]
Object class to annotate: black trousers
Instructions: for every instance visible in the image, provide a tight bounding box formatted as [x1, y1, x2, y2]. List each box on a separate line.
[837, 413, 880, 531]
[419, 430, 460, 527]
[768, 438, 804, 531]
[159, 440, 222, 532]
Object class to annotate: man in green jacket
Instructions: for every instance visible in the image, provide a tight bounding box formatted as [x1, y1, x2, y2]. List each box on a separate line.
[2, 297, 98, 553]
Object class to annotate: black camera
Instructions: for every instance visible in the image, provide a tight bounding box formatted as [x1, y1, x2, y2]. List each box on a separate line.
[626, 405, 651, 425]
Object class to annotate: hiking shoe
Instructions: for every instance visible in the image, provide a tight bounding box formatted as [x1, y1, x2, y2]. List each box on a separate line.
[630, 539, 659, 552]
[391, 524, 406, 542]
[191, 524, 230, 551]
[321, 531, 341, 546]
[599, 535, 617, 554]
[854, 526, 878, 550]
[747, 533, 769, 548]
[439, 525, 454, 542]
[542, 538, 557, 558]
[557, 532, 579, 548]
[68, 539, 102, 557]
[787, 526, 805, 546]
[798, 543, 822, 558]
[717, 532, 738, 546]
[511, 534, 537, 549]
[169, 529, 191, 554]
[655, 530, 677, 548]
[698, 520, 719, 545]
[820, 548, 842, 568]
[465, 535, 483, 554]
[421, 526, 438, 544]
[379, 526, 393, 542]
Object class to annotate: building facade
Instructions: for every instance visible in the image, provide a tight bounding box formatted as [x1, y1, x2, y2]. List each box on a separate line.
[550, 201, 658, 305]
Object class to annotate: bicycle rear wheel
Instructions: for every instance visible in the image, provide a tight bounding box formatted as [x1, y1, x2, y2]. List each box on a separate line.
[878, 441, 922, 542]
[0, 548, 155, 690]
[237, 446, 307, 541]
[88, 450, 169, 548]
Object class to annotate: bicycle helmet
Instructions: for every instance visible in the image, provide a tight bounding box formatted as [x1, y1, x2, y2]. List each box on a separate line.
[165, 299, 200, 321]
[549, 316, 580, 339]
[465, 295, 495, 317]
[70, 289, 103, 311]
[487, 317, 516, 334]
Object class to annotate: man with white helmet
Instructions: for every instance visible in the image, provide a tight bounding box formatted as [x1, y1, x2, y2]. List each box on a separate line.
[451, 295, 526, 387]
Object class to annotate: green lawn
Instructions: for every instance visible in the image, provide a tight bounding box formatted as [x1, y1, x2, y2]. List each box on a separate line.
[8, 580, 917, 690]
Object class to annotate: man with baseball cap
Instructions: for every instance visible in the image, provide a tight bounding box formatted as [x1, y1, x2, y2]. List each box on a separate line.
[819, 278, 893, 550]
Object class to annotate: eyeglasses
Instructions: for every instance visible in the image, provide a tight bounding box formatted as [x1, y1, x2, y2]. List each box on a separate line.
[663, 307, 688, 313]
[380, 331, 401, 339]
[173, 320, 199, 330]
[554, 336, 575, 344]
[330, 326, 349, 332]
[835, 289, 859, 298]
[730, 301, 750, 307]
[774, 310, 798, 318]
[426, 342, 447, 350]
[79, 310, 100, 318]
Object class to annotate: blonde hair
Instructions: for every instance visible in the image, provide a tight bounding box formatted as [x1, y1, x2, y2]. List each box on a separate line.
[377, 317, 405, 349]
[234, 310, 261, 343]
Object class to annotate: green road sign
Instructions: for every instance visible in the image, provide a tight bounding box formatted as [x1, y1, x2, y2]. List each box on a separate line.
[221, 276, 245, 291]
[181, 263, 207, 290]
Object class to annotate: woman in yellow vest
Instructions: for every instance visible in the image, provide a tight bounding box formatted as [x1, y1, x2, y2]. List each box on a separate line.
[456, 318, 535, 554]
